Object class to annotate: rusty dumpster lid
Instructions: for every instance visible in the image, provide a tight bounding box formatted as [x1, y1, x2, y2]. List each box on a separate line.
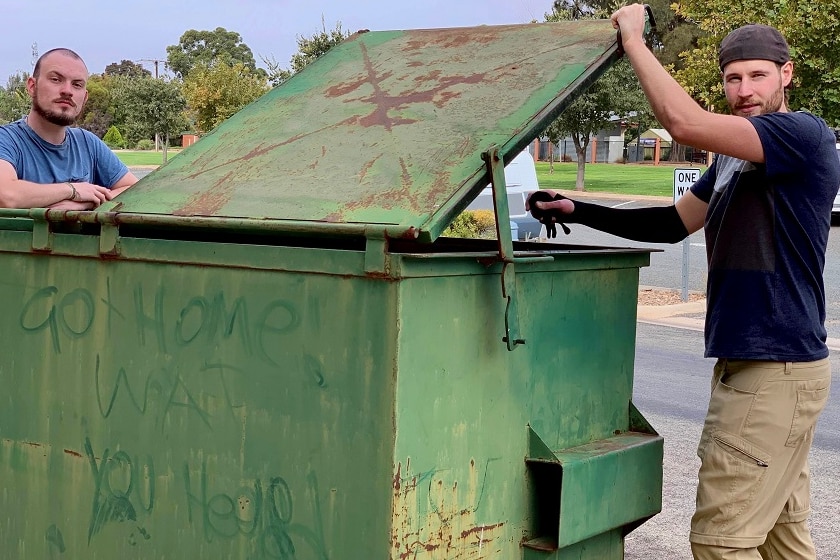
[109, 19, 620, 241]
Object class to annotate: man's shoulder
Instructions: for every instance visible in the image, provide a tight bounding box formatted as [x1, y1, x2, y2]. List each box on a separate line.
[67, 126, 101, 141]
[0, 119, 28, 139]
[753, 110, 827, 130]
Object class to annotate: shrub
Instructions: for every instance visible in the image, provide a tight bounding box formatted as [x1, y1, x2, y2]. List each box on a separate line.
[102, 125, 126, 149]
[444, 210, 497, 239]
[135, 139, 154, 150]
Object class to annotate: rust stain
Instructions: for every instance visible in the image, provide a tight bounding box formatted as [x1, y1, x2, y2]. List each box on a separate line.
[393, 462, 402, 491]
[357, 155, 381, 183]
[324, 154, 424, 223]
[402, 27, 515, 52]
[460, 522, 504, 539]
[174, 170, 237, 216]
[392, 458, 505, 558]
[63, 448, 82, 458]
[324, 42, 487, 132]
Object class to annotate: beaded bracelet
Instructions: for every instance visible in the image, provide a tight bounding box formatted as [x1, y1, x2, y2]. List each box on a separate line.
[66, 182, 78, 201]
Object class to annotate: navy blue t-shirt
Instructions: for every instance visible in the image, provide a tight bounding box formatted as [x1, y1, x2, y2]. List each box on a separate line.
[0, 118, 128, 188]
[690, 111, 840, 361]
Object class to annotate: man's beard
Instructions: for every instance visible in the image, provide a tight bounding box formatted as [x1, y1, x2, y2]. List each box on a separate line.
[730, 83, 785, 117]
[32, 87, 78, 127]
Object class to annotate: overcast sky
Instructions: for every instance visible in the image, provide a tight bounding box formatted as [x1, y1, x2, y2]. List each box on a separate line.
[0, 0, 551, 82]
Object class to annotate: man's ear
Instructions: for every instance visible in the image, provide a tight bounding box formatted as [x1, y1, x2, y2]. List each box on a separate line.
[26, 76, 36, 98]
[781, 60, 793, 87]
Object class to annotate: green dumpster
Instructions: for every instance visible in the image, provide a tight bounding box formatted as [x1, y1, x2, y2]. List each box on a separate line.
[0, 19, 662, 559]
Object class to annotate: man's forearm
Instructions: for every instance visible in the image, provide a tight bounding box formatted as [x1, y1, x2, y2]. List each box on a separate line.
[568, 199, 689, 244]
[622, 38, 708, 144]
[0, 179, 75, 209]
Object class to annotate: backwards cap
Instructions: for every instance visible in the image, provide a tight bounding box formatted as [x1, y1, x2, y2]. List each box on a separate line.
[718, 24, 790, 70]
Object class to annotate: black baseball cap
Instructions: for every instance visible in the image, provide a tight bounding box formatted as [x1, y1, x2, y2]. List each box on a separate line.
[718, 24, 790, 71]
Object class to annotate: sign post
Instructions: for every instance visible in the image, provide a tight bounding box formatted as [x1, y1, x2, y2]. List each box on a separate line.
[673, 168, 700, 302]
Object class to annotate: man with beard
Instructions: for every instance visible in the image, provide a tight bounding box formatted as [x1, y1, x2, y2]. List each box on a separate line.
[0, 48, 137, 209]
[527, 5, 838, 559]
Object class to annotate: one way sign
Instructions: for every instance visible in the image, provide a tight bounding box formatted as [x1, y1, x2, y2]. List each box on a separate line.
[673, 168, 700, 203]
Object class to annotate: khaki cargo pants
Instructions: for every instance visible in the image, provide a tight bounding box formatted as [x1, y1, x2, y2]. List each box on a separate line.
[690, 358, 831, 560]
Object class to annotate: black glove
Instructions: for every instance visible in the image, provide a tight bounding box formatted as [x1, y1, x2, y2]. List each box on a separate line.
[527, 191, 572, 238]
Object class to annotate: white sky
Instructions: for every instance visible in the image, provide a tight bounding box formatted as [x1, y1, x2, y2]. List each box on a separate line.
[0, 0, 551, 82]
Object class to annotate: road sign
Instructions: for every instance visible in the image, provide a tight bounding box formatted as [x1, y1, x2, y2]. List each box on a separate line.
[673, 168, 700, 203]
[673, 167, 701, 302]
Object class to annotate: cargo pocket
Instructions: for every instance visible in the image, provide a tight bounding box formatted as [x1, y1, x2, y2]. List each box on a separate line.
[785, 386, 829, 447]
[695, 429, 771, 527]
[712, 430, 771, 468]
[698, 378, 756, 460]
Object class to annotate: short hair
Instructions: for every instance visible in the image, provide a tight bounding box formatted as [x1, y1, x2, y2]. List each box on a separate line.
[32, 48, 87, 78]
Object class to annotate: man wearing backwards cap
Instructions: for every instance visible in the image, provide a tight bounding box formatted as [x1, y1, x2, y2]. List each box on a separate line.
[528, 4, 838, 559]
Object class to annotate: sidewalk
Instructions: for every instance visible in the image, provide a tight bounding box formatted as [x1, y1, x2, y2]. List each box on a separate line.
[638, 294, 840, 352]
[637, 298, 705, 332]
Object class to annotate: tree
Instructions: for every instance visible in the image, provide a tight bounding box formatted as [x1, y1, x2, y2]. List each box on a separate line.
[102, 125, 126, 149]
[0, 72, 30, 124]
[264, 19, 350, 87]
[181, 61, 268, 134]
[543, 60, 653, 188]
[542, 2, 653, 190]
[104, 60, 151, 78]
[166, 27, 262, 79]
[114, 76, 188, 162]
[673, 0, 840, 125]
[78, 74, 115, 137]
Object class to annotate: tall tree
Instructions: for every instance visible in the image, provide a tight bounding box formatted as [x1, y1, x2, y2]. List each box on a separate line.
[543, 60, 653, 188]
[0, 72, 30, 124]
[181, 61, 268, 133]
[166, 27, 261, 79]
[673, 0, 840, 125]
[104, 60, 151, 78]
[263, 19, 350, 87]
[114, 76, 188, 162]
[78, 74, 114, 137]
[542, 2, 653, 190]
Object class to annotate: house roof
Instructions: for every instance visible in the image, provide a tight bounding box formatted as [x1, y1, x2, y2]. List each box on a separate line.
[641, 128, 672, 141]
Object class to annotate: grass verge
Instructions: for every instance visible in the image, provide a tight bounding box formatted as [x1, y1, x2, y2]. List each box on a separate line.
[114, 149, 182, 166]
[536, 161, 706, 197]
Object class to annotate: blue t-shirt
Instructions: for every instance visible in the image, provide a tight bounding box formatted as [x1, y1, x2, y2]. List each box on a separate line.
[0, 118, 128, 188]
[690, 111, 840, 361]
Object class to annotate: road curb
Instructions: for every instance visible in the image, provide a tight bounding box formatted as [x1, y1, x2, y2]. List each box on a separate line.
[637, 300, 840, 353]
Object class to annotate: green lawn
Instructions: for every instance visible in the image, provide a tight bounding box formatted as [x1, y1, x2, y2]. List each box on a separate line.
[536, 161, 706, 197]
[113, 149, 182, 166]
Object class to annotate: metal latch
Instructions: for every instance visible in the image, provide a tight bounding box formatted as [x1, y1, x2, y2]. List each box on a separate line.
[482, 145, 525, 351]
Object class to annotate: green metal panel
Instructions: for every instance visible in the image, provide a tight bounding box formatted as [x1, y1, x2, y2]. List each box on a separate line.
[390, 251, 658, 558]
[108, 20, 620, 241]
[0, 242, 399, 559]
[552, 432, 662, 548]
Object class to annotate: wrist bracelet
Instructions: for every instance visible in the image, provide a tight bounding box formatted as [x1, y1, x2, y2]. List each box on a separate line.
[66, 182, 78, 201]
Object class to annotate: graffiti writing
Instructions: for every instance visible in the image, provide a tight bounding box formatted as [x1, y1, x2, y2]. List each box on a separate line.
[84, 437, 155, 544]
[183, 457, 329, 559]
[18, 282, 299, 360]
[94, 354, 249, 431]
